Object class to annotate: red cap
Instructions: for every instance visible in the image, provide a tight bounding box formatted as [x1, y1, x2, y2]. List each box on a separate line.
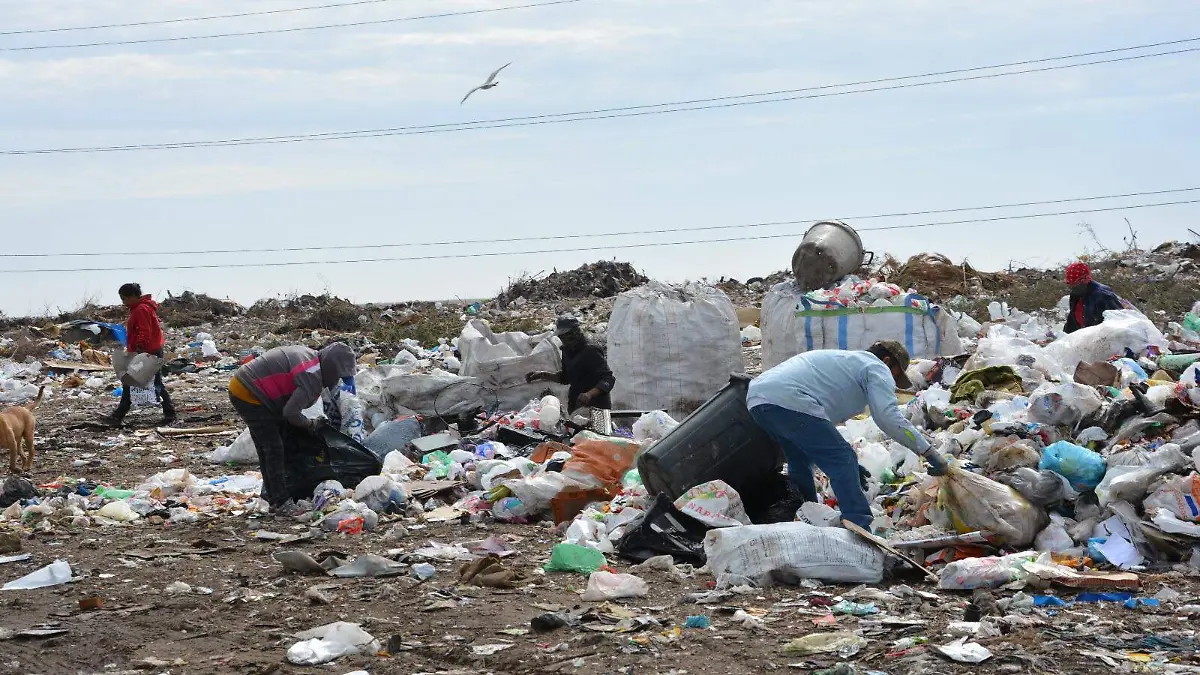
[1065, 261, 1091, 286]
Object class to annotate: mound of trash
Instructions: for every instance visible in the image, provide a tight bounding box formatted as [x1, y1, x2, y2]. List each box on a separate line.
[496, 261, 648, 305]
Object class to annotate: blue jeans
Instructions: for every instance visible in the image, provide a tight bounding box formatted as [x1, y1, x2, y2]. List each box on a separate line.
[749, 404, 873, 530]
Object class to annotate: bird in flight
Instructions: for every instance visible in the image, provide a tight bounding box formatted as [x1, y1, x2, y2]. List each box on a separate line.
[461, 62, 512, 104]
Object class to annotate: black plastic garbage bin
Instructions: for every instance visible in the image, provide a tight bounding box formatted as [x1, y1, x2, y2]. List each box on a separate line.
[636, 374, 784, 502]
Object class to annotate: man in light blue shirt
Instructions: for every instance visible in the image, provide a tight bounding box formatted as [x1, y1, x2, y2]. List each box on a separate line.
[747, 341, 948, 530]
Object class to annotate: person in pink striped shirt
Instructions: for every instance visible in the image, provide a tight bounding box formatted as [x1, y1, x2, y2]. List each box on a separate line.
[229, 342, 357, 515]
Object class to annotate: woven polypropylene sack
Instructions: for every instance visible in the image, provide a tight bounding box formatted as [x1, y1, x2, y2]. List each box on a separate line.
[607, 282, 743, 419]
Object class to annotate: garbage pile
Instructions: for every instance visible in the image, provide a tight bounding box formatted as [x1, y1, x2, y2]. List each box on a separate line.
[495, 261, 648, 305]
[11, 249, 1200, 672]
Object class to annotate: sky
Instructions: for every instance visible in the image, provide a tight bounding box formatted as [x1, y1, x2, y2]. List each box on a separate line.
[1, 0, 1198, 316]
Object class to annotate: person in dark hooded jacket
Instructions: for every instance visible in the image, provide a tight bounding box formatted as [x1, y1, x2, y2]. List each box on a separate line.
[104, 283, 175, 426]
[1064, 261, 1131, 333]
[228, 342, 358, 514]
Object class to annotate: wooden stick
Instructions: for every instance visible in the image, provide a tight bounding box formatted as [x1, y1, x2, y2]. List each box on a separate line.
[842, 520, 940, 583]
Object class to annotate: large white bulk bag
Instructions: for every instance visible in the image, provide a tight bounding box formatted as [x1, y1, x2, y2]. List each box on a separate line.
[608, 282, 744, 418]
[458, 319, 561, 388]
[761, 281, 963, 370]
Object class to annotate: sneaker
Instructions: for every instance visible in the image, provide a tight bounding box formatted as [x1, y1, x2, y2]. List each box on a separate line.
[160, 414, 178, 426]
[100, 414, 124, 428]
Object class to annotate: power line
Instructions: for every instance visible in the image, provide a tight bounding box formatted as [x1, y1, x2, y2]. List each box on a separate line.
[4, 185, 1198, 259]
[4, 197, 1196, 274]
[4, 38, 1195, 156]
[0, 0, 587, 51]
[0, 0, 409, 35]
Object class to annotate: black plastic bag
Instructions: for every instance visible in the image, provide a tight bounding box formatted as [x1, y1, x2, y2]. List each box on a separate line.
[616, 493, 711, 566]
[281, 425, 383, 502]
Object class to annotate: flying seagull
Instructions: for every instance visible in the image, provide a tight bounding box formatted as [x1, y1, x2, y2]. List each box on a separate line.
[461, 62, 512, 104]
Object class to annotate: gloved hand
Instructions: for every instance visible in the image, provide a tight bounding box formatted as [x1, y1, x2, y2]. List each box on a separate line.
[925, 452, 949, 477]
[308, 418, 326, 435]
[857, 464, 871, 492]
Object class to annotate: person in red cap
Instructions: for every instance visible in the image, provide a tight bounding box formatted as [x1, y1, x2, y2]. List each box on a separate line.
[1064, 261, 1129, 333]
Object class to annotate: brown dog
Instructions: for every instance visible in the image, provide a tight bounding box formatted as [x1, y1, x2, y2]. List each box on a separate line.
[1, 386, 44, 473]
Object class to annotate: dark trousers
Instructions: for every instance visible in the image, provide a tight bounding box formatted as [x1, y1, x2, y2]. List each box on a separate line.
[230, 394, 289, 507]
[113, 349, 174, 420]
[748, 404, 873, 529]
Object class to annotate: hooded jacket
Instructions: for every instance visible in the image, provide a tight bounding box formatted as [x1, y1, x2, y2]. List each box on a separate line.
[233, 342, 357, 428]
[1064, 281, 1128, 334]
[126, 295, 166, 354]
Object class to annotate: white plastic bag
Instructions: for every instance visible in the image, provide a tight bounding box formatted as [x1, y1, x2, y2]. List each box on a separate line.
[286, 622, 380, 665]
[672, 480, 751, 528]
[580, 571, 648, 601]
[938, 551, 1037, 590]
[704, 521, 886, 585]
[129, 386, 158, 407]
[1044, 310, 1166, 375]
[353, 475, 406, 514]
[608, 282, 744, 418]
[1034, 514, 1076, 553]
[205, 428, 259, 465]
[96, 501, 139, 522]
[1096, 444, 1191, 507]
[1027, 382, 1103, 427]
[458, 319, 561, 388]
[1, 559, 72, 590]
[336, 392, 367, 443]
[632, 410, 679, 443]
[1144, 473, 1200, 522]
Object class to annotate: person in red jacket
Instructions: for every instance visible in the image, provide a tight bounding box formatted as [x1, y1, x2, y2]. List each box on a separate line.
[104, 283, 176, 426]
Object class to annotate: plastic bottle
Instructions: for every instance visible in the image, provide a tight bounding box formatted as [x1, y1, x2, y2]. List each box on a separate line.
[539, 396, 562, 428]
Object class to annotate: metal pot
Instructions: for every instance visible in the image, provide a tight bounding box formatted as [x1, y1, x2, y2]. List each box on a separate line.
[791, 220, 873, 290]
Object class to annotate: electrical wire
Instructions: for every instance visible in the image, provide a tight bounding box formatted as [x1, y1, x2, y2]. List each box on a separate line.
[4, 38, 1196, 156]
[0, 0, 411, 35]
[3, 185, 1197, 258]
[0, 0, 587, 51]
[3, 197, 1196, 274]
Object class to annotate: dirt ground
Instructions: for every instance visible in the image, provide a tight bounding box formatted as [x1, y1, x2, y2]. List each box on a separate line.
[3, 377, 1200, 675]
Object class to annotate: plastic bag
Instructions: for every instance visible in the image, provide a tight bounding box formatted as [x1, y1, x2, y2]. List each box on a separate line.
[286, 622, 379, 666]
[205, 428, 259, 465]
[1034, 514, 1076, 553]
[1028, 382, 1103, 428]
[320, 500, 378, 532]
[1, 559, 72, 590]
[632, 410, 680, 444]
[938, 467, 1046, 546]
[96, 501, 139, 522]
[352, 475, 406, 514]
[129, 386, 158, 407]
[1044, 310, 1166, 375]
[997, 467, 1078, 506]
[1096, 444, 1190, 507]
[543, 543, 607, 574]
[1144, 473, 1200, 522]
[561, 433, 642, 493]
[364, 417, 423, 461]
[938, 551, 1038, 590]
[136, 468, 196, 499]
[504, 472, 589, 517]
[336, 392, 367, 444]
[1039, 441, 1106, 491]
[704, 521, 886, 585]
[672, 480, 751, 528]
[580, 571, 648, 601]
